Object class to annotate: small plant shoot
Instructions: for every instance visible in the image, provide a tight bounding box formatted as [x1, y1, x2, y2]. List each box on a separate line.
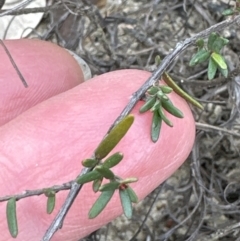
[190, 32, 229, 80]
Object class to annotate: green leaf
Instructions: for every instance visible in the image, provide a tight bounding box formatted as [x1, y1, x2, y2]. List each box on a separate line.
[161, 98, 184, 118]
[208, 57, 218, 80]
[158, 105, 173, 127]
[162, 72, 204, 110]
[196, 39, 204, 50]
[147, 86, 159, 95]
[139, 96, 156, 113]
[6, 198, 18, 238]
[189, 49, 210, 66]
[160, 85, 172, 94]
[151, 110, 162, 143]
[95, 166, 115, 179]
[47, 193, 56, 214]
[119, 188, 133, 219]
[222, 9, 234, 16]
[212, 37, 229, 54]
[92, 178, 103, 192]
[120, 177, 138, 184]
[211, 52, 227, 69]
[82, 158, 99, 168]
[89, 190, 115, 219]
[207, 32, 219, 51]
[102, 152, 124, 169]
[155, 55, 161, 65]
[99, 181, 120, 191]
[150, 100, 161, 112]
[95, 115, 134, 160]
[156, 90, 165, 99]
[126, 187, 138, 203]
[76, 170, 102, 184]
[218, 66, 228, 78]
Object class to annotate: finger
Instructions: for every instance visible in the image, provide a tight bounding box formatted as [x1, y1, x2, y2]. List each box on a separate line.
[0, 39, 84, 126]
[0, 69, 195, 241]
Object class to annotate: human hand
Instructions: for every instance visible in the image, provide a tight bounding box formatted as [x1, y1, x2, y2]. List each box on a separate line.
[0, 39, 195, 240]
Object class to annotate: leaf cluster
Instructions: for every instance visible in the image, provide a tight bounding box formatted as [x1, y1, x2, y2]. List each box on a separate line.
[189, 32, 229, 80]
[76, 114, 138, 219]
[140, 85, 183, 142]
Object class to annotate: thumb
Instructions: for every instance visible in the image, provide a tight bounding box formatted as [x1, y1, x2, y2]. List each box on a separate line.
[0, 57, 195, 240]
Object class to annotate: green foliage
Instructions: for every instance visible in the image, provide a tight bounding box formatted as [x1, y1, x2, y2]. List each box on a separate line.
[126, 187, 138, 203]
[222, 1, 240, 16]
[119, 187, 133, 219]
[82, 158, 99, 168]
[92, 178, 103, 192]
[89, 189, 115, 219]
[95, 115, 134, 160]
[95, 166, 115, 179]
[140, 82, 184, 142]
[190, 32, 229, 80]
[76, 170, 102, 184]
[102, 152, 124, 169]
[6, 198, 18, 238]
[78, 151, 139, 219]
[44, 189, 56, 214]
[162, 72, 203, 110]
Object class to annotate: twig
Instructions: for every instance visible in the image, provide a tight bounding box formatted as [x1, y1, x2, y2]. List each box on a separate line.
[0, 0, 34, 17]
[40, 14, 240, 240]
[0, 182, 72, 202]
[198, 221, 240, 241]
[195, 122, 240, 137]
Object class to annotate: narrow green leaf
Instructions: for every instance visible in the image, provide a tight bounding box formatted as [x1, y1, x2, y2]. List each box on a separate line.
[47, 194, 56, 214]
[189, 49, 210, 66]
[162, 72, 203, 110]
[95, 166, 115, 179]
[120, 177, 138, 184]
[119, 189, 133, 219]
[212, 37, 228, 54]
[82, 158, 99, 168]
[158, 105, 173, 127]
[155, 55, 161, 65]
[160, 85, 172, 94]
[211, 52, 227, 69]
[76, 170, 102, 184]
[218, 66, 228, 78]
[89, 190, 115, 219]
[126, 187, 138, 203]
[196, 39, 204, 49]
[95, 115, 134, 160]
[6, 198, 18, 238]
[208, 57, 218, 80]
[99, 181, 120, 191]
[92, 178, 103, 192]
[156, 90, 164, 99]
[147, 86, 160, 95]
[102, 152, 124, 169]
[150, 100, 161, 112]
[151, 110, 162, 143]
[139, 96, 156, 113]
[207, 32, 219, 51]
[161, 98, 184, 118]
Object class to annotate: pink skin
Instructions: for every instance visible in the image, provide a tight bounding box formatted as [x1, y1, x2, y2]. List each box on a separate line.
[0, 40, 195, 241]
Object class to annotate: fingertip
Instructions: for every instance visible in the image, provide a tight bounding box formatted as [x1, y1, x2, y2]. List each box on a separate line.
[0, 39, 84, 125]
